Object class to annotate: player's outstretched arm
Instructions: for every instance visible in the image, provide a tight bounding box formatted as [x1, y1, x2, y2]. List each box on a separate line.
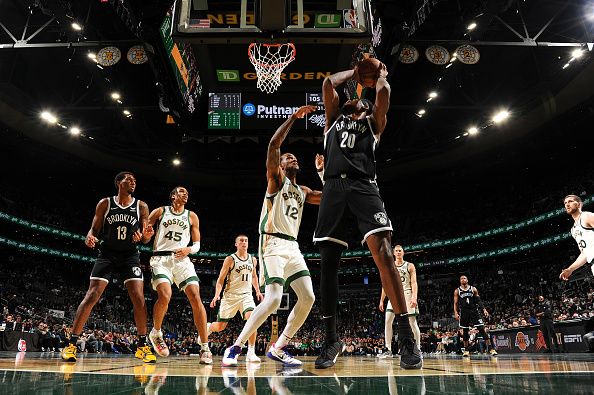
[301, 185, 322, 205]
[211, 256, 233, 308]
[86, 198, 108, 248]
[323, 70, 354, 130]
[372, 63, 390, 137]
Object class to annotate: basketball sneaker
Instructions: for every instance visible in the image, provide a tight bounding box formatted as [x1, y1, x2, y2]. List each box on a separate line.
[398, 338, 423, 369]
[222, 345, 242, 366]
[149, 329, 169, 357]
[61, 344, 77, 362]
[489, 349, 498, 356]
[314, 341, 344, 369]
[377, 350, 393, 359]
[200, 349, 213, 365]
[462, 350, 470, 357]
[246, 350, 261, 363]
[267, 343, 302, 367]
[136, 345, 157, 363]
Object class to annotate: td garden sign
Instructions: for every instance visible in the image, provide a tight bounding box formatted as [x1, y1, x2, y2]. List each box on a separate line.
[217, 70, 332, 82]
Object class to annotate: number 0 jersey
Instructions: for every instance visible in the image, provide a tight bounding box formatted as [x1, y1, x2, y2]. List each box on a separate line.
[101, 196, 140, 253]
[259, 176, 305, 240]
[153, 206, 192, 252]
[571, 212, 594, 264]
[224, 253, 254, 296]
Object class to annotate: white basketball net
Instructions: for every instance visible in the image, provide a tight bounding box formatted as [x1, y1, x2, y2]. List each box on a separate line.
[248, 43, 296, 94]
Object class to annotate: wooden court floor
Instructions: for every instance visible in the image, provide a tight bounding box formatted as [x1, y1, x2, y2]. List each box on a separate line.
[1, 352, 593, 394]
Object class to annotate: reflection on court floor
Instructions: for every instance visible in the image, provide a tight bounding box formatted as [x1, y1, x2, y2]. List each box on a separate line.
[1, 352, 593, 394]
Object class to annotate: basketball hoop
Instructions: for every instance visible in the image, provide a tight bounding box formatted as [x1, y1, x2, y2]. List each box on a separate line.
[248, 43, 296, 94]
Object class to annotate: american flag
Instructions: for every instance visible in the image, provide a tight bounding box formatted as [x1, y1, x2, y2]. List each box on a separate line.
[188, 19, 210, 28]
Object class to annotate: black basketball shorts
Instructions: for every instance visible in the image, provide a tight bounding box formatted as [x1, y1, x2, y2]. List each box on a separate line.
[90, 250, 143, 284]
[313, 177, 392, 248]
[459, 310, 484, 329]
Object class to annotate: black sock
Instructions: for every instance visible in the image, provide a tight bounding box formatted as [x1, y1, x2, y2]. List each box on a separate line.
[319, 241, 344, 344]
[138, 335, 147, 347]
[69, 335, 79, 346]
[396, 315, 413, 339]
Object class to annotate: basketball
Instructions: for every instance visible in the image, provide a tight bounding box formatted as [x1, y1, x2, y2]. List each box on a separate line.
[356, 57, 382, 80]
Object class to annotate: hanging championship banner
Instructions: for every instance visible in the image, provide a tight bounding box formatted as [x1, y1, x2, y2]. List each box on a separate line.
[425, 45, 450, 65]
[398, 45, 419, 64]
[127, 45, 148, 64]
[97, 46, 121, 66]
[455, 44, 480, 64]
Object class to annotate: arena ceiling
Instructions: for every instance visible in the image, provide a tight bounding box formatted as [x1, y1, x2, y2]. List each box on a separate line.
[1, 0, 593, 186]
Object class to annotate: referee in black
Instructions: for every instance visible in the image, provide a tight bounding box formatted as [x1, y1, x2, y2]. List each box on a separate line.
[535, 295, 560, 353]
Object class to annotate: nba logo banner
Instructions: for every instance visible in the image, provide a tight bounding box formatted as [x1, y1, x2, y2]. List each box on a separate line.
[17, 339, 26, 352]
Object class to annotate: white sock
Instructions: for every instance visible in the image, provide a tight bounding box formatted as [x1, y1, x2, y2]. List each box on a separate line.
[247, 344, 255, 354]
[151, 327, 162, 336]
[275, 333, 292, 349]
[201, 342, 210, 352]
[385, 311, 395, 351]
[207, 322, 212, 335]
[234, 284, 283, 347]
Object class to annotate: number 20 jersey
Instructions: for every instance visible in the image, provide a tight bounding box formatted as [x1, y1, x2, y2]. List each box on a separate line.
[323, 114, 377, 180]
[259, 176, 305, 240]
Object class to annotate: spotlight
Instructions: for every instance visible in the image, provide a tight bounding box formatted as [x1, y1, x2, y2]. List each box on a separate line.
[467, 22, 477, 30]
[492, 110, 510, 123]
[87, 52, 96, 60]
[562, 63, 570, 69]
[571, 49, 583, 59]
[69, 127, 81, 136]
[172, 158, 181, 166]
[40, 111, 58, 124]
[428, 91, 438, 98]
[123, 110, 131, 115]
[71, 22, 82, 31]
[467, 126, 478, 135]
[418, 109, 426, 115]
[111, 92, 121, 100]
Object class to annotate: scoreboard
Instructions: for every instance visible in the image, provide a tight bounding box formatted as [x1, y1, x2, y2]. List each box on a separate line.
[207, 92, 325, 130]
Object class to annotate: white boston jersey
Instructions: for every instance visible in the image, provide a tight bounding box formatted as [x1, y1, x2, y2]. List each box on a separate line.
[153, 206, 192, 252]
[396, 261, 412, 292]
[224, 253, 254, 295]
[571, 212, 594, 264]
[259, 176, 305, 240]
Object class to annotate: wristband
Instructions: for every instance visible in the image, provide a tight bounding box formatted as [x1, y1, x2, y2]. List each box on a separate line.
[189, 241, 201, 254]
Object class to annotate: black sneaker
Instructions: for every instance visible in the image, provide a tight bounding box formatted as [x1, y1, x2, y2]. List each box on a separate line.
[398, 338, 422, 369]
[315, 341, 344, 369]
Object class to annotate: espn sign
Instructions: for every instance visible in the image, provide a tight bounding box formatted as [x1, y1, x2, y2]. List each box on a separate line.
[563, 334, 583, 343]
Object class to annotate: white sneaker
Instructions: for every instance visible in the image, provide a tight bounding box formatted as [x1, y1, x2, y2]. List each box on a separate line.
[222, 345, 242, 367]
[149, 329, 170, 357]
[378, 350, 393, 359]
[200, 349, 213, 365]
[266, 343, 302, 367]
[246, 351, 261, 363]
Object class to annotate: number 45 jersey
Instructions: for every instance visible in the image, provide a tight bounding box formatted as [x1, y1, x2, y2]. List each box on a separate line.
[259, 176, 305, 240]
[153, 206, 192, 252]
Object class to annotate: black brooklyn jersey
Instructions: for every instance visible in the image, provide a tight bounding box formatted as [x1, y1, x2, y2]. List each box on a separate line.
[323, 114, 377, 180]
[458, 286, 477, 311]
[100, 196, 140, 253]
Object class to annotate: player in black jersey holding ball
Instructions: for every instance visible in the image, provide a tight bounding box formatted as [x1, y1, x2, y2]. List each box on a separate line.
[62, 171, 155, 363]
[313, 60, 422, 370]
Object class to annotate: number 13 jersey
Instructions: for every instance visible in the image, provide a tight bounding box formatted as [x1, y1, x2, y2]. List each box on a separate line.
[153, 206, 192, 252]
[259, 176, 305, 240]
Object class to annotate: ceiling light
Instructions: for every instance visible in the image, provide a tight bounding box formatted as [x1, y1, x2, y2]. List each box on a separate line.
[467, 126, 479, 135]
[445, 63, 452, 68]
[571, 49, 583, 59]
[111, 92, 121, 100]
[71, 22, 82, 31]
[172, 158, 181, 166]
[492, 110, 510, 123]
[562, 63, 570, 69]
[40, 111, 58, 124]
[418, 109, 426, 115]
[467, 22, 477, 30]
[428, 91, 438, 98]
[123, 110, 131, 115]
[87, 52, 96, 60]
[69, 127, 81, 136]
